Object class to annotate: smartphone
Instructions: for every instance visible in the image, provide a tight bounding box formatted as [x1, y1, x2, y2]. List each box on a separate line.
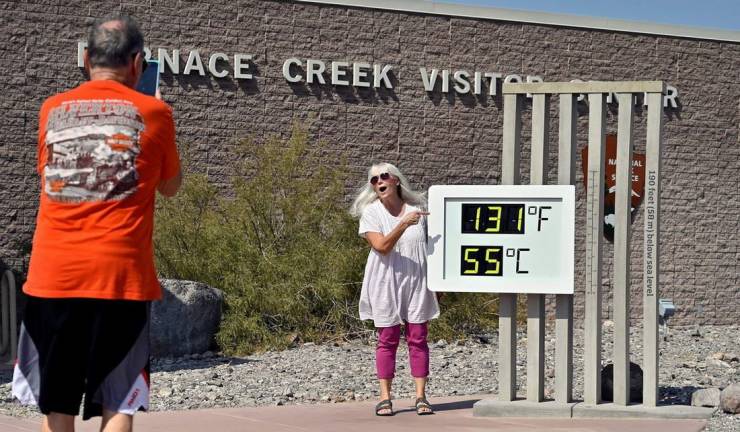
[136, 60, 160, 96]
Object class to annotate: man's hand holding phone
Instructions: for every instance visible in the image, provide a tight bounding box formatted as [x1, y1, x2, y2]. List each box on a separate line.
[136, 60, 160, 96]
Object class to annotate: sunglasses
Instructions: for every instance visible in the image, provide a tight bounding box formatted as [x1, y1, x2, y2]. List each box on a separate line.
[369, 172, 392, 185]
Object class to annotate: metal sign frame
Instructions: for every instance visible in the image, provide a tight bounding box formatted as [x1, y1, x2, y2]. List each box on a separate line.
[490, 80, 664, 408]
[427, 184, 575, 294]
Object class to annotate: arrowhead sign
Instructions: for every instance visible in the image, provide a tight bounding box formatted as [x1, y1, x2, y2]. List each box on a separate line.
[581, 134, 646, 242]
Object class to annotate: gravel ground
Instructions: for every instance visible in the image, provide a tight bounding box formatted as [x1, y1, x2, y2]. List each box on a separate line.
[1, 324, 737, 431]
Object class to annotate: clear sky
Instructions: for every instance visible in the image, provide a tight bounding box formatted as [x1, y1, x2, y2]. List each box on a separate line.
[436, 0, 740, 31]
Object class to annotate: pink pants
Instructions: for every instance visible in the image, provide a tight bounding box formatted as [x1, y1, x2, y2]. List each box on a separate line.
[376, 322, 429, 379]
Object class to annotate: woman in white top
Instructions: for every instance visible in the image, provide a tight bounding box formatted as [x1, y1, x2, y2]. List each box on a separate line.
[350, 162, 440, 416]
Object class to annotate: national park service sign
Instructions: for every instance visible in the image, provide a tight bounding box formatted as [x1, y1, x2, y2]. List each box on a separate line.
[581, 134, 646, 242]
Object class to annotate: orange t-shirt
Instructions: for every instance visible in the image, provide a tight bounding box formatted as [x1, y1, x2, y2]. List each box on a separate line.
[23, 80, 180, 301]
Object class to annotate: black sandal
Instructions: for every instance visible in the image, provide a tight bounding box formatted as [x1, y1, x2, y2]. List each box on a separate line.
[375, 399, 394, 416]
[415, 397, 434, 415]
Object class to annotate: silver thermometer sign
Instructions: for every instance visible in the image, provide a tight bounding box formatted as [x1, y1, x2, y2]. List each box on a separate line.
[427, 185, 575, 294]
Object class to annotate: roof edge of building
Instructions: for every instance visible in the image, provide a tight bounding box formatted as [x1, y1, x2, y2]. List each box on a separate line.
[295, 0, 740, 43]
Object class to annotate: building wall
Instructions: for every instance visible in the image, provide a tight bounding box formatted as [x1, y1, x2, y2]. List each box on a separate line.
[1, 0, 738, 325]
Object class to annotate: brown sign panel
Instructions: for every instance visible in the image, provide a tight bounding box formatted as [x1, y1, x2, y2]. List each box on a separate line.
[581, 134, 646, 242]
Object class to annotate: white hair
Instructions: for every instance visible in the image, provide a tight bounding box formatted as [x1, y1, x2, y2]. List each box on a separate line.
[349, 162, 426, 218]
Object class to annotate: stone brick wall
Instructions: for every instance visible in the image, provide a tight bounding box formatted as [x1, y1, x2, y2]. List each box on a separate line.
[1, 0, 738, 325]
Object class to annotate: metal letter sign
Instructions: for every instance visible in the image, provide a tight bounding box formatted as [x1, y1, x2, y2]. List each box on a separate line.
[427, 185, 575, 294]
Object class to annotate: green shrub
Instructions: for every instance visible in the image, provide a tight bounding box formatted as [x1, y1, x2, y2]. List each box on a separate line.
[155, 126, 368, 354]
[429, 293, 501, 340]
[155, 124, 504, 355]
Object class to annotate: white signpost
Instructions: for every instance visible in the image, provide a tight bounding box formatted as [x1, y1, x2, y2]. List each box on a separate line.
[427, 185, 575, 294]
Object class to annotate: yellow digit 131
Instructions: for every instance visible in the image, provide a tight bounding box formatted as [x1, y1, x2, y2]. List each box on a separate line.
[485, 206, 501, 232]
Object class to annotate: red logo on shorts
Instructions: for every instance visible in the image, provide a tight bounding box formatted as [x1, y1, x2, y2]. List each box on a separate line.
[128, 388, 140, 407]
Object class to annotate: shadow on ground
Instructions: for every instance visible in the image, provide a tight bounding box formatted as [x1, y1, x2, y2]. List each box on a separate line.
[151, 355, 258, 373]
[391, 398, 481, 415]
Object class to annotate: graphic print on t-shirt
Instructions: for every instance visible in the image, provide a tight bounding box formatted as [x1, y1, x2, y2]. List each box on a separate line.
[44, 99, 144, 202]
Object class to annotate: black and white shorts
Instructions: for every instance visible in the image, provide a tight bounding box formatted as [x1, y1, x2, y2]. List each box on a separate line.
[12, 296, 151, 420]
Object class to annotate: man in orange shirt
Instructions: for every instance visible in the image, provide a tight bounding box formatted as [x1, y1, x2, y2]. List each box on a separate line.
[12, 14, 182, 432]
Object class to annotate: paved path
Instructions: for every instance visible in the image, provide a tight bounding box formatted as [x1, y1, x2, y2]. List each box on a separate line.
[0, 396, 708, 432]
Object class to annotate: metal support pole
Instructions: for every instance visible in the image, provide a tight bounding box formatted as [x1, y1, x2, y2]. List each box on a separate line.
[555, 93, 577, 403]
[613, 93, 634, 405]
[643, 91, 664, 407]
[527, 93, 549, 402]
[584, 93, 606, 405]
[499, 93, 522, 401]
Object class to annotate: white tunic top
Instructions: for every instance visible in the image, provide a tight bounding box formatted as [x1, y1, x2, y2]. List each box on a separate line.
[358, 200, 440, 327]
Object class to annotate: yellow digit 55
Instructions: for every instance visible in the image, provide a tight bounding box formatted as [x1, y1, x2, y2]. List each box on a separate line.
[485, 247, 501, 275]
[463, 247, 479, 274]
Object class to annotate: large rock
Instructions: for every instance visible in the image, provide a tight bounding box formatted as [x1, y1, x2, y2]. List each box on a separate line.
[720, 383, 740, 414]
[601, 362, 643, 403]
[691, 387, 721, 407]
[151, 279, 224, 358]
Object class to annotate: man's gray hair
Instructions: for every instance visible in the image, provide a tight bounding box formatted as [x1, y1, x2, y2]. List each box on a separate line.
[87, 14, 144, 69]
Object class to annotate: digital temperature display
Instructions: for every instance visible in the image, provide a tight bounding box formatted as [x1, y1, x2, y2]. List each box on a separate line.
[460, 245, 504, 276]
[461, 204, 525, 234]
[427, 185, 575, 294]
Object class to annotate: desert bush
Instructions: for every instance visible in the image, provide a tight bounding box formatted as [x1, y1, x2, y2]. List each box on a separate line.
[155, 126, 367, 354]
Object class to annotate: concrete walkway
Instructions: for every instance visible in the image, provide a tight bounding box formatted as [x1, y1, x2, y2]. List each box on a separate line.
[0, 396, 708, 432]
